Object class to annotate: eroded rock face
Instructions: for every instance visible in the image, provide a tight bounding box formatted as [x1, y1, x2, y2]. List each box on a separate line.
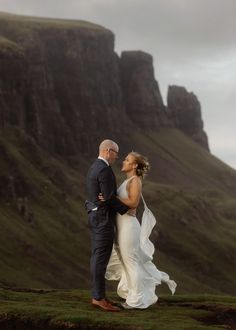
[120, 51, 171, 130]
[167, 85, 209, 151]
[0, 14, 209, 155]
[0, 19, 132, 156]
[0, 40, 27, 129]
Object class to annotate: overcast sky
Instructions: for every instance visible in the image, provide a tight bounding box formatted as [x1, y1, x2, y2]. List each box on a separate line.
[1, 0, 235, 169]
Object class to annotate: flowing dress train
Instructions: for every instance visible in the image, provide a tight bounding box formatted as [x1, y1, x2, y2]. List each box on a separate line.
[105, 176, 177, 309]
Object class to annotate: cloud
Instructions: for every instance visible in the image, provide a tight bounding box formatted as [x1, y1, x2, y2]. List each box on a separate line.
[210, 133, 236, 170]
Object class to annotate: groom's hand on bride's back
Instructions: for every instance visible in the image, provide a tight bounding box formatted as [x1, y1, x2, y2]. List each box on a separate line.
[98, 193, 105, 202]
[98, 192, 129, 215]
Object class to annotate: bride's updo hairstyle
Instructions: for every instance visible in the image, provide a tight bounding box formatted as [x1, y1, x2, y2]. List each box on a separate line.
[129, 151, 150, 178]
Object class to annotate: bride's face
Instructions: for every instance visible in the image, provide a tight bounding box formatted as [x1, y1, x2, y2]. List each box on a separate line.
[121, 154, 137, 173]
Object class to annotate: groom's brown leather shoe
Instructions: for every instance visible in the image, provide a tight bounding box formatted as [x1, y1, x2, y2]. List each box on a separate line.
[105, 297, 120, 307]
[91, 298, 120, 312]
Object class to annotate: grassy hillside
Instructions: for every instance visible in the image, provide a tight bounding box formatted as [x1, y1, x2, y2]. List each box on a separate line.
[0, 127, 91, 288]
[131, 129, 236, 194]
[128, 130, 236, 295]
[0, 126, 236, 295]
[0, 288, 236, 329]
[0, 11, 108, 31]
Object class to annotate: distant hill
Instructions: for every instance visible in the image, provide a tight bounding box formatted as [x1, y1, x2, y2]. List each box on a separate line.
[0, 12, 236, 295]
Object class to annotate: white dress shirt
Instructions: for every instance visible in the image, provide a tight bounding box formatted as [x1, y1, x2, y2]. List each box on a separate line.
[98, 156, 109, 166]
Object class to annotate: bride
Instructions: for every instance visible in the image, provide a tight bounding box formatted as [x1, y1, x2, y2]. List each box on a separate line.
[103, 151, 177, 309]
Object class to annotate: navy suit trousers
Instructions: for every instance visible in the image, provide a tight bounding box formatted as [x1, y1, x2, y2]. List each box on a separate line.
[88, 210, 114, 300]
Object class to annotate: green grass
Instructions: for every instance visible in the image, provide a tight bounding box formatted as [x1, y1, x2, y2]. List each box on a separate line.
[0, 11, 109, 31]
[0, 10, 112, 61]
[129, 129, 236, 194]
[0, 35, 23, 55]
[1, 127, 236, 295]
[0, 288, 235, 329]
[148, 187, 236, 294]
[0, 9, 236, 304]
[125, 130, 236, 295]
[0, 127, 90, 288]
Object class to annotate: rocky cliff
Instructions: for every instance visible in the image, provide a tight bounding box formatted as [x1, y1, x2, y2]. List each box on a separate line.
[0, 14, 133, 156]
[167, 85, 209, 151]
[120, 51, 171, 129]
[0, 12, 209, 155]
[1, 13, 236, 295]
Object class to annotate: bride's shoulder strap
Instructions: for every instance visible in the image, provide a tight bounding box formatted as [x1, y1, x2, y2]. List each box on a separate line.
[127, 175, 138, 181]
[141, 193, 148, 209]
[126, 175, 139, 184]
[141, 194, 157, 224]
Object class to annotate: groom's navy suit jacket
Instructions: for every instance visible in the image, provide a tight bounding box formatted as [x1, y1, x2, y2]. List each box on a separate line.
[86, 158, 128, 300]
[86, 158, 129, 236]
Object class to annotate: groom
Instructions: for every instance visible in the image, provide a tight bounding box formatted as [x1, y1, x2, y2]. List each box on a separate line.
[86, 139, 129, 312]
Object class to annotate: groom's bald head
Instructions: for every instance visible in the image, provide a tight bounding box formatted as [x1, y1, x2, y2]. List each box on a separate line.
[99, 139, 119, 165]
[99, 139, 118, 152]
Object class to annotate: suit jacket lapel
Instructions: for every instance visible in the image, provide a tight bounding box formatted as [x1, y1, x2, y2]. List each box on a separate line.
[109, 167, 117, 193]
[96, 158, 117, 193]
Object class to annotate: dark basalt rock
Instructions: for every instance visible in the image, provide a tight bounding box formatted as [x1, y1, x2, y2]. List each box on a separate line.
[120, 50, 171, 130]
[167, 85, 209, 151]
[0, 14, 209, 155]
[0, 17, 132, 156]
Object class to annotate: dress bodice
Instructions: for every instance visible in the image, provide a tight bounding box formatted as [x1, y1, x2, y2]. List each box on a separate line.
[106, 176, 177, 308]
[117, 176, 137, 199]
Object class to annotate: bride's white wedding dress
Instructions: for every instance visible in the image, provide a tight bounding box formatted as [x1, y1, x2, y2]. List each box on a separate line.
[105, 176, 177, 309]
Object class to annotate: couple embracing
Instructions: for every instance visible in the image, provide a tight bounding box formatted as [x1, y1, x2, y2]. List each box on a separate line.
[85, 139, 176, 312]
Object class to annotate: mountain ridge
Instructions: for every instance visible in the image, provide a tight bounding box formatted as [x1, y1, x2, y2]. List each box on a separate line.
[0, 13, 236, 295]
[0, 11, 208, 155]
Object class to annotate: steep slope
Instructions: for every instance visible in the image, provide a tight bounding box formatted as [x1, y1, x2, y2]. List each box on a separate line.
[1, 127, 236, 294]
[0, 13, 236, 295]
[127, 130, 236, 294]
[0, 127, 91, 288]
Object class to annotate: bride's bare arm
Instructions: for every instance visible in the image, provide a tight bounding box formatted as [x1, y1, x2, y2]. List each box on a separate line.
[118, 177, 142, 208]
